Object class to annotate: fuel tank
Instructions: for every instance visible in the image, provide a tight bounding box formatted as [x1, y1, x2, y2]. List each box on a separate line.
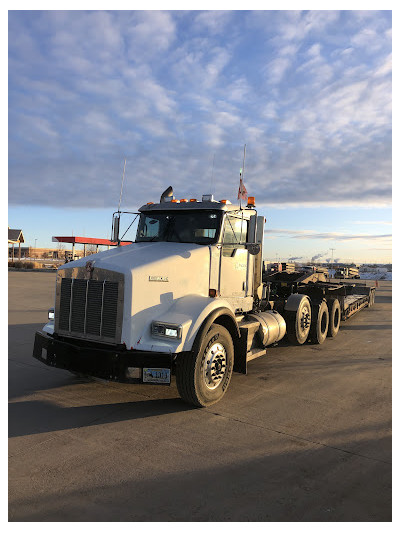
[248, 310, 286, 346]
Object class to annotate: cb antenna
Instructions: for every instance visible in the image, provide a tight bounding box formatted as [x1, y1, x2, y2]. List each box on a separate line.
[112, 158, 126, 245]
[210, 153, 215, 195]
[241, 144, 246, 179]
[239, 144, 246, 210]
[118, 158, 127, 212]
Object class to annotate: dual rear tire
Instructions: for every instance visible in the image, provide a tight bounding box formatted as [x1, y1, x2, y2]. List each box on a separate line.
[286, 298, 341, 345]
[285, 296, 312, 345]
[327, 299, 341, 337]
[310, 301, 329, 344]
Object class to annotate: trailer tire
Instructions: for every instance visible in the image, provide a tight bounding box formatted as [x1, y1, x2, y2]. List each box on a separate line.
[368, 290, 375, 307]
[175, 324, 234, 407]
[327, 299, 341, 338]
[285, 296, 312, 345]
[310, 300, 329, 344]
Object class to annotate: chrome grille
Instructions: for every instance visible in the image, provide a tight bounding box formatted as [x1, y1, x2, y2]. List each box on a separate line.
[58, 278, 120, 341]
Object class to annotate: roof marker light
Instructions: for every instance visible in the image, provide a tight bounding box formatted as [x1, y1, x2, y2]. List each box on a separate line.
[180, 199, 188, 203]
[220, 199, 227, 204]
[190, 199, 197, 202]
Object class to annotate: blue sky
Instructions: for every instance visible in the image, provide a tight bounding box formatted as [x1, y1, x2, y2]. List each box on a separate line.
[8, 9, 392, 263]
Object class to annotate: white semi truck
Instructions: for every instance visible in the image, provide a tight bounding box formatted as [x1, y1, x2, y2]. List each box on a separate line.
[33, 188, 375, 407]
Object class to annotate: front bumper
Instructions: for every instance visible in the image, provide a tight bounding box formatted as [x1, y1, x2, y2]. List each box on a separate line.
[33, 331, 174, 385]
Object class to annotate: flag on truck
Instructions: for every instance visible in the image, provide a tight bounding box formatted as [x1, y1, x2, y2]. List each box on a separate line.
[238, 170, 248, 201]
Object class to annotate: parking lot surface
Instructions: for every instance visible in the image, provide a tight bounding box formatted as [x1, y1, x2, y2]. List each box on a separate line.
[9, 272, 392, 521]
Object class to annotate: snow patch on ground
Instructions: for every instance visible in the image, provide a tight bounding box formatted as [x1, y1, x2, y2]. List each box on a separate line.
[360, 271, 392, 281]
[327, 268, 392, 281]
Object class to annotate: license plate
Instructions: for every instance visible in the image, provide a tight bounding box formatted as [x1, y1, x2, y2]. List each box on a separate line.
[143, 368, 171, 384]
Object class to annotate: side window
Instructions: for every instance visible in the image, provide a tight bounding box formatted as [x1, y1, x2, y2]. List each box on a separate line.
[222, 216, 248, 255]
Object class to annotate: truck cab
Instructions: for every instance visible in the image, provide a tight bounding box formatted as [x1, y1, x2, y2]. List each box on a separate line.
[34, 189, 278, 407]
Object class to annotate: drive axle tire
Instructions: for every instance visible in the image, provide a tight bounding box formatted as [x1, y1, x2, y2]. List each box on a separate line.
[310, 300, 329, 344]
[327, 299, 341, 338]
[176, 324, 234, 407]
[285, 296, 312, 345]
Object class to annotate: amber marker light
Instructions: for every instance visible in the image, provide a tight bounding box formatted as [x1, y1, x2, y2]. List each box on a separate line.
[190, 198, 197, 202]
[171, 199, 177, 203]
[146, 202, 154, 205]
[180, 199, 188, 202]
[220, 199, 227, 204]
[247, 196, 255, 207]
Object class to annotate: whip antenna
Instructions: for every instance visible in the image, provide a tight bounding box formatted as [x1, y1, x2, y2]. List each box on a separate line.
[238, 144, 247, 210]
[211, 153, 215, 195]
[242, 144, 246, 180]
[118, 158, 127, 212]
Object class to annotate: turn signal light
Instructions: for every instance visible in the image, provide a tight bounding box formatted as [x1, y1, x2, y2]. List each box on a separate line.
[209, 289, 219, 297]
[247, 196, 255, 207]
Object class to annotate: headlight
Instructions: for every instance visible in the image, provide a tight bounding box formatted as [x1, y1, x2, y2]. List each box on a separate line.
[151, 322, 182, 339]
[48, 308, 55, 320]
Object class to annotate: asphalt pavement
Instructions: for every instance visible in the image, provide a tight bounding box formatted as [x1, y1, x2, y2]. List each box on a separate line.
[8, 272, 392, 521]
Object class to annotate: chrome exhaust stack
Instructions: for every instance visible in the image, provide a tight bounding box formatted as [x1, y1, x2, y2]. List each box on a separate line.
[160, 186, 174, 203]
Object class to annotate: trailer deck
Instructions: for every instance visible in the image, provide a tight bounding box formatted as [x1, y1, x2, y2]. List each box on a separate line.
[263, 270, 375, 322]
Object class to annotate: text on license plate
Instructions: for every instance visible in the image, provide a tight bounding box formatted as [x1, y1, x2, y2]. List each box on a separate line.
[143, 368, 171, 384]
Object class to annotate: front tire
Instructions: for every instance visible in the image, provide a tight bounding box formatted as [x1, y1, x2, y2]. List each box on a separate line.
[176, 324, 234, 407]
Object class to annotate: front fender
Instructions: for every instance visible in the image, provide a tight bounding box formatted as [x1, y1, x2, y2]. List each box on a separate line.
[135, 295, 236, 353]
[42, 321, 54, 335]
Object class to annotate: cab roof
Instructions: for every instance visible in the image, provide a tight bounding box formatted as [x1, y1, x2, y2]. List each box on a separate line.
[139, 200, 254, 213]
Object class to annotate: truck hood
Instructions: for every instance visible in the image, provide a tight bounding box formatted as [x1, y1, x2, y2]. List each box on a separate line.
[59, 242, 211, 348]
[60, 241, 207, 274]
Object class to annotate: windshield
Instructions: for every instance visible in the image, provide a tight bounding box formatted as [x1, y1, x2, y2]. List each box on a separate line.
[135, 210, 223, 244]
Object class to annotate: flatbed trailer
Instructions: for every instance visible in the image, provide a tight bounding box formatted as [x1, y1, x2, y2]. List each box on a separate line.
[263, 270, 375, 322]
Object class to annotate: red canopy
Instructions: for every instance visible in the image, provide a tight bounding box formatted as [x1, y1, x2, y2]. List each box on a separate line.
[52, 236, 132, 246]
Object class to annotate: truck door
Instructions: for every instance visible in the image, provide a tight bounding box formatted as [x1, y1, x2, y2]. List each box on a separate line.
[218, 214, 253, 312]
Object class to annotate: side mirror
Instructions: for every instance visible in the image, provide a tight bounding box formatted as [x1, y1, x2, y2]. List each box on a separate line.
[112, 214, 120, 243]
[246, 243, 260, 255]
[248, 214, 257, 243]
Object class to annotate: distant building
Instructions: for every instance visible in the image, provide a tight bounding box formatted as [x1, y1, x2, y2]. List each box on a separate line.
[8, 228, 25, 260]
[8, 246, 85, 260]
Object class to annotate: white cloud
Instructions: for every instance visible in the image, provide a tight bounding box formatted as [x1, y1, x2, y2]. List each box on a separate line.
[126, 11, 176, 56]
[353, 220, 392, 226]
[193, 11, 233, 35]
[8, 10, 392, 211]
[373, 53, 392, 77]
[266, 228, 392, 242]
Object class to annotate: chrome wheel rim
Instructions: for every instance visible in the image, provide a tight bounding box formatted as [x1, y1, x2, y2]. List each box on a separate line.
[202, 342, 227, 390]
[300, 304, 311, 331]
